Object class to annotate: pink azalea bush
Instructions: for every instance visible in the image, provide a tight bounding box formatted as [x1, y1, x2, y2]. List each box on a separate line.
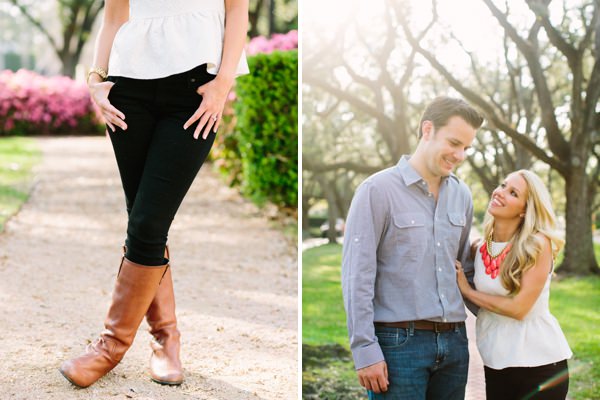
[246, 30, 298, 56]
[0, 69, 102, 135]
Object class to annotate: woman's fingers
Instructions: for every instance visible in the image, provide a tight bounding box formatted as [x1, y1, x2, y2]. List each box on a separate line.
[90, 81, 128, 132]
[183, 111, 199, 130]
[99, 99, 127, 130]
[192, 109, 220, 140]
[455, 260, 463, 273]
[107, 114, 125, 130]
[193, 112, 212, 139]
[213, 113, 222, 133]
[187, 78, 228, 138]
[106, 112, 127, 130]
[184, 105, 206, 131]
[103, 107, 126, 130]
[202, 117, 217, 139]
[104, 102, 126, 122]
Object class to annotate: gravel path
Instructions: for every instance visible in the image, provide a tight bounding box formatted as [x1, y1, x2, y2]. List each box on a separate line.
[0, 136, 298, 400]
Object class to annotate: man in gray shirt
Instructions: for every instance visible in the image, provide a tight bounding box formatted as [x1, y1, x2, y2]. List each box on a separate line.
[342, 97, 483, 399]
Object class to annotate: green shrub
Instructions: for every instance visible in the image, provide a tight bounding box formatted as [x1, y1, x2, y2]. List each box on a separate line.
[216, 50, 297, 209]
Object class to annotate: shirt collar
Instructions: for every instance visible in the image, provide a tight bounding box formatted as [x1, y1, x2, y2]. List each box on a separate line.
[396, 155, 458, 186]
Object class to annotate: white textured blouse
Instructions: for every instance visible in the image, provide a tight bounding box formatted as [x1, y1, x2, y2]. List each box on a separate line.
[108, 0, 249, 79]
[473, 241, 572, 370]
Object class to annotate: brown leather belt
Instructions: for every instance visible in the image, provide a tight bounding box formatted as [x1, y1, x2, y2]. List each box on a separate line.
[374, 320, 464, 332]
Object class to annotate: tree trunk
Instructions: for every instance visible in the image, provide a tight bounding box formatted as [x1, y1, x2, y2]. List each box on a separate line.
[560, 169, 599, 274]
[316, 174, 339, 244]
[61, 54, 77, 77]
[302, 196, 311, 240]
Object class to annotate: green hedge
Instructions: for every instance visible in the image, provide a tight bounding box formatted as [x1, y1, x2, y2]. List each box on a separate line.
[215, 50, 297, 209]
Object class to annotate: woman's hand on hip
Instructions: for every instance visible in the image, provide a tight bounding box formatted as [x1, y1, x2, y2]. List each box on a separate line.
[89, 81, 127, 132]
[183, 76, 233, 140]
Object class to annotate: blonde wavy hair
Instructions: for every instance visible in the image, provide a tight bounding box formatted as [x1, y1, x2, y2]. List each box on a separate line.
[482, 170, 564, 295]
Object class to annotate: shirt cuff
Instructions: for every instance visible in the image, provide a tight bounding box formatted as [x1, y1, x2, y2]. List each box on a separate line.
[352, 341, 385, 370]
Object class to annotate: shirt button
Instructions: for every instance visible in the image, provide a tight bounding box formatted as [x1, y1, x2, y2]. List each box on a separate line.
[438, 267, 442, 272]
[354, 238, 359, 243]
[441, 294, 445, 298]
[437, 242, 441, 247]
[411, 220, 415, 224]
[428, 193, 432, 197]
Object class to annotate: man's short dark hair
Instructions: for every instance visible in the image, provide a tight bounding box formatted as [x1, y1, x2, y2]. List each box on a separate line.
[418, 96, 484, 138]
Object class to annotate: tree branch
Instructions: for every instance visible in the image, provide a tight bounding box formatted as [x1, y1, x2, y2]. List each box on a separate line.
[304, 73, 395, 134]
[303, 155, 382, 174]
[525, 0, 578, 66]
[9, 0, 60, 55]
[482, 0, 569, 161]
[399, 17, 568, 175]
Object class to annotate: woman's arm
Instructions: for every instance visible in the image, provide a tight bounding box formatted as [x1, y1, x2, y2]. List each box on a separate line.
[88, 0, 129, 132]
[455, 234, 552, 320]
[216, 0, 249, 86]
[89, 0, 129, 82]
[184, 0, 249, 139]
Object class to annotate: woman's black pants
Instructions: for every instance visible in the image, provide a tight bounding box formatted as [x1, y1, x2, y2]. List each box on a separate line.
[484, 359, 569, 400]
[107, 64, 216, 266]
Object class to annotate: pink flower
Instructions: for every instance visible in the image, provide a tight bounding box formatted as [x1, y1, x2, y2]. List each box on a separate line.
[246, 30, 298, 55]
[0, 69, 101, 135]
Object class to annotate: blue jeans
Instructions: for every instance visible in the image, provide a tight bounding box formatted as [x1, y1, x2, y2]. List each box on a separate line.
[368, 324, 469, 400]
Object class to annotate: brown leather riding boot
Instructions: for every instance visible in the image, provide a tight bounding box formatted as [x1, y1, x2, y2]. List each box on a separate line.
[146, 246, 184, 385]
[59, 257, 169, 388]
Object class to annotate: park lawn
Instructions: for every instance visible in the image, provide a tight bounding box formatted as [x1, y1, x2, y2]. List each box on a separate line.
[0, 137, 41, 232]
[550, 275, 600, 400]
[303, 243, 348, 346]
[302, 243, 364, 399]
[303, 243, 600, 400]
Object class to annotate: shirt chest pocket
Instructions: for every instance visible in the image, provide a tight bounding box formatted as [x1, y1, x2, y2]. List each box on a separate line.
[391, 212, 427, 261]
[446, 212, 466, 255]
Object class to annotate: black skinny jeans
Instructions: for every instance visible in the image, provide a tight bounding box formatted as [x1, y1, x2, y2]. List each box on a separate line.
[107, 64, 216, 266]
[484, 359, 569, 400]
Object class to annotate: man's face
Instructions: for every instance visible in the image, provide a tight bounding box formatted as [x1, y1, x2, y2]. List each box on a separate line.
[421, 116, 477, 178]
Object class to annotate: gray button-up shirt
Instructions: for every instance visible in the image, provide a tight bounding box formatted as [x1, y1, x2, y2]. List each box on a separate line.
[341, 156, 474, 370]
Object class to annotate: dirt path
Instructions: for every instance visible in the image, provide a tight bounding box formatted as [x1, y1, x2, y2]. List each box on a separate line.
[0, 137, 298, 400]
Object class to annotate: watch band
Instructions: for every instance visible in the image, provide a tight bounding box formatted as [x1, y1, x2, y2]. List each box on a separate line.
[88, 66, 108, 81]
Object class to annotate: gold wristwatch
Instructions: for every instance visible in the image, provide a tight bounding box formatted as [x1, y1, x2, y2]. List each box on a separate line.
[88, 66, 108, 82]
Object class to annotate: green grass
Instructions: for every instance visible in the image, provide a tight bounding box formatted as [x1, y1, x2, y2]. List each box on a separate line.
[0, 137, 41, 231]
[302, 243, 364, 399]
[550, 276, 600, 400]
[303, 243, 600, 399]
[302, 243, 348, 346]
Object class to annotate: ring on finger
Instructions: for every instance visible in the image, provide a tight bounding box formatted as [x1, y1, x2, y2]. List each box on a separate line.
[211, 115, 218, 121]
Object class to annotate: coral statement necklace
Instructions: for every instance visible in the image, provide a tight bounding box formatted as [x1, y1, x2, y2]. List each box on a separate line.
[479, 232, 512, 279]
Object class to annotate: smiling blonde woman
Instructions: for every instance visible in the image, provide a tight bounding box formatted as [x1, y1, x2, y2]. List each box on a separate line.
[456, 170, 572, 400]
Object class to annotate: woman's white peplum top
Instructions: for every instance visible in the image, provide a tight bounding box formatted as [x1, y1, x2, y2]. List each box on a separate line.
[473, 241, 572, 370]
[108, 0, 249, 79]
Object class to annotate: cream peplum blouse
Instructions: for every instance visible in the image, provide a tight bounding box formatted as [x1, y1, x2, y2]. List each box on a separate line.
[473, 241, 572, 369]
[108, 0, 250, 79]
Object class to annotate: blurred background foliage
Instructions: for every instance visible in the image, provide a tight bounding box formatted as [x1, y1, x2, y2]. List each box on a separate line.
[303, 0, 600, 276]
